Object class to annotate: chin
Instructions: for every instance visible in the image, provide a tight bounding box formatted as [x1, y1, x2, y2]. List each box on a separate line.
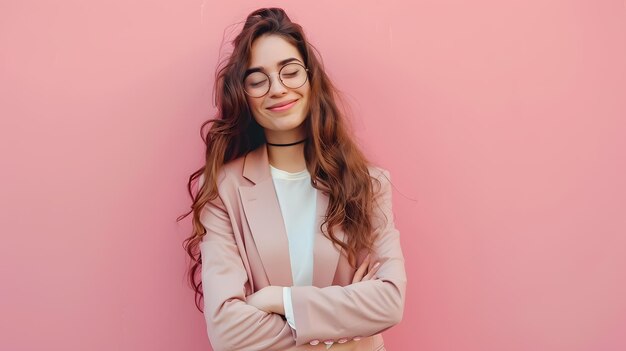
[272, 120, 306, 132]
[265, 114, 307, 131]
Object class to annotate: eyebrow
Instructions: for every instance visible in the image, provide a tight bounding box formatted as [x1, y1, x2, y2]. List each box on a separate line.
[245, 57, 303, 76]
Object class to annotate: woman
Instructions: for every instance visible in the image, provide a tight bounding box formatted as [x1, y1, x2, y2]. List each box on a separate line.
[180, 7, 406, 351]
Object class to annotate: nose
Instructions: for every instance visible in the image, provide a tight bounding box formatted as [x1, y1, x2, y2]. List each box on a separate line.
[267, 72, 288, 96]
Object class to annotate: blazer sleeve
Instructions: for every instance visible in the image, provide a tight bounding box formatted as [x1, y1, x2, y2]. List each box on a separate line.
[289, 168, 407, 347]
[199, 182, 298, 351]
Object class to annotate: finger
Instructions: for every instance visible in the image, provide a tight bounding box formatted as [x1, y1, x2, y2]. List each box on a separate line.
[356, 255, 371, 273]
[363, 262, 381, 280]
[363, 265, 380, 281]
[352, 262, 368, 283]
[352, 255, 371, 283]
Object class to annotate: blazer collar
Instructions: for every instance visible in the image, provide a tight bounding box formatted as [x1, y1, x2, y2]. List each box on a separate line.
[242, 143, 271, 185]
[238, 143, 344, 288]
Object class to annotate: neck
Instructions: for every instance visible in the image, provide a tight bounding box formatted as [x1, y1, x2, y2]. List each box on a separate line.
[265, 132, 307, 173]
[267, 143, 306, 173]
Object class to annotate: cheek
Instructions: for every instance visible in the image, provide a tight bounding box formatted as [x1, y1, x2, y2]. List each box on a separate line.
[246, 97, 264, 116]
[300, 88, 311, 111]
[301, 82, 311, 97]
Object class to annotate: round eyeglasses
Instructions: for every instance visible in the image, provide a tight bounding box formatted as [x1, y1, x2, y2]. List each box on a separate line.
[243, 62, 309, 98]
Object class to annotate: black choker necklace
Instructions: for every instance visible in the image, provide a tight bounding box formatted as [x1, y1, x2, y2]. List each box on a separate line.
[267, 138, 307, 147]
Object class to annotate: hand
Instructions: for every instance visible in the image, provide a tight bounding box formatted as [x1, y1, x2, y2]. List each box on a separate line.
[246, 286, 284, 315]
[351, 253, 381, 284]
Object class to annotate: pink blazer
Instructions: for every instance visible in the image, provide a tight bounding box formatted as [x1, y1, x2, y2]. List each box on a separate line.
[199, 143, 407, 351]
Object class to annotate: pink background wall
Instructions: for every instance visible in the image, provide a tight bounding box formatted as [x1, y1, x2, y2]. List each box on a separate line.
[1, 1, 625, 350]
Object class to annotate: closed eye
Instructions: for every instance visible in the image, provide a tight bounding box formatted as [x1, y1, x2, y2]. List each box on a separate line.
[250, 80, 267, 87]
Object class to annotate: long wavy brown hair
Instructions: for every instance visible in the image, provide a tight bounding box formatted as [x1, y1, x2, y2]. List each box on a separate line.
[177, 7, 383, 312]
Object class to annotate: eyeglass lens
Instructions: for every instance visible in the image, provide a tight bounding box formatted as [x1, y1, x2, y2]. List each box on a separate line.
[244, 63, 308, 97]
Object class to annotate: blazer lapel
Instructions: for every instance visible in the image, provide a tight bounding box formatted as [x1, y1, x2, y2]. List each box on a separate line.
[239, 143, 344, 288]
[239, 144, 293, 287]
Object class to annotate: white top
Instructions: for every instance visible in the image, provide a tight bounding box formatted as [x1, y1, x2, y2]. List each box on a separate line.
[270, 165, 334, 349]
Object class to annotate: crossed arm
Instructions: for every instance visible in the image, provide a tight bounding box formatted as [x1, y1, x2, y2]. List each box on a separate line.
[199, 169, 406, 350]
[245, 253, 382, 317]
[245, 254, 382, 349]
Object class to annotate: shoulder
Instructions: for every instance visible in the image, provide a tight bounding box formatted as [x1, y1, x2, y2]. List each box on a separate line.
[366, 165, 393, 202]
[367, 165, 392, 189]
[367, 165, 390, 180]
[219, 154, 248, 185]
[197, 153, 249, 193]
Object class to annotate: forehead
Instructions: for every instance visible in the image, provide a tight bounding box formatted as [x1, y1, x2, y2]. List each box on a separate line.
[248, 34, 303, 69]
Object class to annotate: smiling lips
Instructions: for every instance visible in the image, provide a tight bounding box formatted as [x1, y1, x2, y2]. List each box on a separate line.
[267, 99, 298, 112]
